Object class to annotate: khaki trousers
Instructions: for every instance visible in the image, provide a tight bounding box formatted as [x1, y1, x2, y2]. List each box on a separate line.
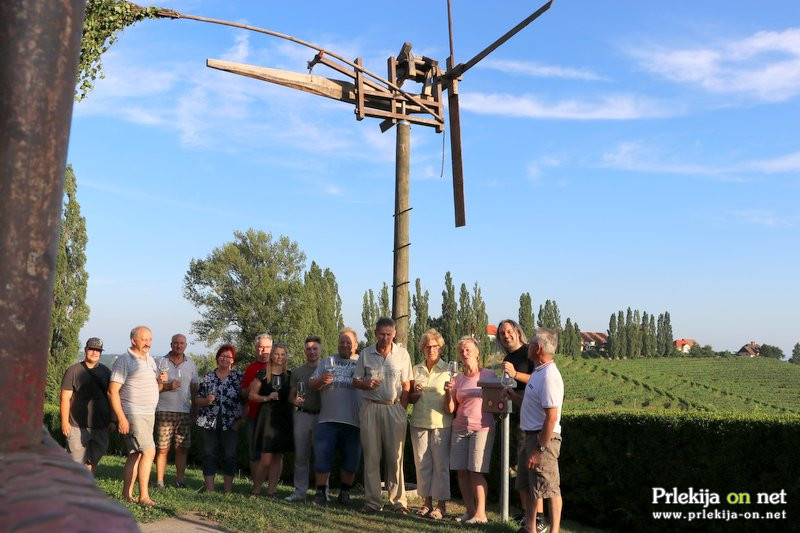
[359, 400, 408, 510]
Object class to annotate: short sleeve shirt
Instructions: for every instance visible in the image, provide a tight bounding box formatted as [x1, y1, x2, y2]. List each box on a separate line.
[409, 359, 453, 429]
[196, 370, 244, 431]
[520, 360, 564, 434]
[312, 354, 362, 427]
[355, 343, 413, 403]
[61, 362, 112, 428]
[155, 354, 199, 413]
[110, 349, 160, 416]
[289, 363, 322, 412]
[242, 361, 269, 419]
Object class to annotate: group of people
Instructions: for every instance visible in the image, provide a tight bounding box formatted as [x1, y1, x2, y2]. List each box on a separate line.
[59, 318, 564, 533]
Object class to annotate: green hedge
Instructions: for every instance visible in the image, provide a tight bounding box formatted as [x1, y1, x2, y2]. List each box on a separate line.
[559, 410, 799, 532]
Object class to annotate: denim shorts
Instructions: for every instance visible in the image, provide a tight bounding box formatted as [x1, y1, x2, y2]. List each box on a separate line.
[314, 421, 362, 474]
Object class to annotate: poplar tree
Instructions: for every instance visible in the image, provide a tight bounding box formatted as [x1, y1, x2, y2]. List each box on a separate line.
[537, 299, 562, 332]
[457, 283, 474, 338]
[607, 313, 617, 358]
[471, 282, 491, 365]
[378, 282, 391, 318]
[518, 292, 535, 339]
[663, 311, 675, 356]
[648, 314, 657, 357]
[656, 313, 666, 357]
[361, 289, 379, 345]
[641, 311, 651, 357]
[615, 310, 627, 358]
[410, 279, 430, 364]
[441, 272, 458, 361]
[304, 262, 343, 356]
[47, 166, 90, 403]
[790, 343, 800, 364]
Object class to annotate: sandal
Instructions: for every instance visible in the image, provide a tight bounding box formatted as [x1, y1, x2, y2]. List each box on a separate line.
[428, 508, 444, 520]
[416, 505, 431, 517]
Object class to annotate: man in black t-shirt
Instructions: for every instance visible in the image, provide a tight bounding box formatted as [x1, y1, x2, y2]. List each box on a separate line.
[60, 337, 114, 472]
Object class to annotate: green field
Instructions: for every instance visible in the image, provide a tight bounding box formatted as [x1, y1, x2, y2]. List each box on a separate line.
[558, 356, 800, 414]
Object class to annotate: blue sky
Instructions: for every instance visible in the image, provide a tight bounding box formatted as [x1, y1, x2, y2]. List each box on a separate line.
[68, 1, 800, 356]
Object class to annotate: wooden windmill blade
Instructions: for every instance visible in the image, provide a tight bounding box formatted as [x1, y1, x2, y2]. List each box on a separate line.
[443, 0, 554, 228]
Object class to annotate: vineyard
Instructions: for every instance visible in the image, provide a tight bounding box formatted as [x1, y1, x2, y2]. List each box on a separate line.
[558, 356, 800, 414]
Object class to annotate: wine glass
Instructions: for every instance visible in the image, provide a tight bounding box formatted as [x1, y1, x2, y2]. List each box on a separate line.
[271, 374, 282, 391]
[324, 356, 336, 374]
[448, 360, 459, 380]
[501, 370, 517, 389]
[158, 358, 169, 383]
[297, 381, 306, 399]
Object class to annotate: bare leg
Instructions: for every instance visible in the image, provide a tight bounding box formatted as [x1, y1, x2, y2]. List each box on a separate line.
[267, 453, 283, 495]
[122, 452, 140, 501]
[340, 470, 355, 486]
[252, 453, 271, 495]
[155, 447, 169, 484]
[137, 447, 156, 504]
[470, 471, 488, 521]
[223, 475, 234, 494]
[436, 499, 447, 513]
[175, 445, 188, 482]
[204, 475, 215, 492]
[314, 471, 330, 488]
[549, 496, 562, 533]
[457, 470, 475, 518]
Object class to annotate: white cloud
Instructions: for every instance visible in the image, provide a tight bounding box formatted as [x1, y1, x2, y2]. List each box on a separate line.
[633, 27, 800, 102]
[603, 140, 800, 178]
[527, 156, 560, 182]
[481, 59, 605, 81]
[730, 210, 795, 228]
[220, 31, 250, 63]
[461, 92, 673, 120]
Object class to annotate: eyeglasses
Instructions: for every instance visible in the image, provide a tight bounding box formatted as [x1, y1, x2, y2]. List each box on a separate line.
[218, 355, 234, 360]
[423, 345, 441, 350]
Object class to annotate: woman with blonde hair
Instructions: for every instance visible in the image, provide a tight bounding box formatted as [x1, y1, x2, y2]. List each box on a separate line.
[444, 336, 495, 524]
[248, 342, 292, 497]
[409, 329, 452, 519]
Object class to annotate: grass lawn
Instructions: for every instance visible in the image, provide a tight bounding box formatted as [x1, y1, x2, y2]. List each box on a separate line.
[94, 456, 603, 532]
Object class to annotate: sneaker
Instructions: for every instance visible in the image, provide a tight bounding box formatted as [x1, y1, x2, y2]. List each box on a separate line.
[361, 505, 380, 515]
[337, 490, 351, 505]
[455, 513, 471, 523]
[313, 491, 328, 506]
[175, 480, 187, 489]
[284, 492, 305, 502]
[155, 480, 165, 490]
[536, 516, 550, 533]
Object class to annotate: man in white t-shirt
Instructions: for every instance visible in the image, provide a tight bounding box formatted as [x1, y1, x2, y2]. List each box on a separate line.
[108, 325, 164, 506]
[509, 327, 564, 533]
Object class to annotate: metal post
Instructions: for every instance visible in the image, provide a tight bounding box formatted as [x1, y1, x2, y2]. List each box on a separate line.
[500, 412, 510, 522]
[0, 2, 138, 529]
[392, 120, 410, 347]
[0, 0, 85, 451]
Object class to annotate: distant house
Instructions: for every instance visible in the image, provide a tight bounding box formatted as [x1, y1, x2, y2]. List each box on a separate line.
[737, 342, 761, 357]
[674, 338, 698, 353]
[486, 324, 497, 342]
[580, 332, 607, 352]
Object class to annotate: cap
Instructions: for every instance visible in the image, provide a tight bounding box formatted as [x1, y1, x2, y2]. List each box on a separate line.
[85, 337, 104, 352]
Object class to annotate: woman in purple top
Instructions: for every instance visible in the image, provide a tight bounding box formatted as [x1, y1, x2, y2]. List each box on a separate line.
[444, 336, 495, 525]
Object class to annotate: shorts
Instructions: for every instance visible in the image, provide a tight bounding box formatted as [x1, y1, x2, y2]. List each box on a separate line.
[66, 426, 109, 466]
[314, 421, 362, 474]
[515, 431, 562, 498]
[450, 426, 495, 473]
[155, 411, 191, 448]
[123, 413, 156, 453]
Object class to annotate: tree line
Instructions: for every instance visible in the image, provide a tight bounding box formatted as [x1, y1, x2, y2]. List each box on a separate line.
[606, 308, 675, 358]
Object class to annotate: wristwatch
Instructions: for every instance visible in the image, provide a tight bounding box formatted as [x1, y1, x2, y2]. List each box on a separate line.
[537, 443, 546, 453]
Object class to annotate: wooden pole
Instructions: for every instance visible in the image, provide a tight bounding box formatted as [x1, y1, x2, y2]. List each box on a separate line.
[392, 120, 411, 347]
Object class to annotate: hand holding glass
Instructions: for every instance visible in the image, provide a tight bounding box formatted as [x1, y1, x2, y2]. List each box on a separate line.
[271, 375, 282, 391]
[297, 381, 306, 399]
[448, 361, 459, 381]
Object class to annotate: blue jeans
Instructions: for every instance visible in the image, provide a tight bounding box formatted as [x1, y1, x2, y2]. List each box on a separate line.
[203, 426, 239, 476]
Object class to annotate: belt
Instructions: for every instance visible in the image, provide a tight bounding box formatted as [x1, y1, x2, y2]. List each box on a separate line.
[365, 398, 399, 405]
[297, 408, 320, 415]
[524, 430, 561, 437]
